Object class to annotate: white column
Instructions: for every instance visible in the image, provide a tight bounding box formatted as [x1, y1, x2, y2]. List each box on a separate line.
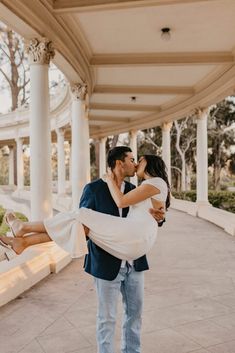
[162, 122, 172, 183]
[99, 137, 107, 178]
[68, 140, 72, 191]
[16, 138, 24, 190]
[56, 128, 66, 195]
[8, 146, 15, 186]
[130, 130, 138, 185]
[71, 83, 89, 209]
[196, 108, 209, 204]
[84, 105, 91, 183]
[26, 38, 55, 220]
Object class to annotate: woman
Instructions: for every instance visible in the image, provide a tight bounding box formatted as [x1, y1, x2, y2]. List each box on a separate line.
[0, 155, 170, 261]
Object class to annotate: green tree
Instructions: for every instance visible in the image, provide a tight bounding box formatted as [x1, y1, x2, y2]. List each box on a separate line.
[208, 98, 235, 190]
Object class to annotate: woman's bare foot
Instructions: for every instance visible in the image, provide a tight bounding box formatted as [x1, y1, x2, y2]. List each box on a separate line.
[5, 212, 25, 238]
[0, 235, 26, 255]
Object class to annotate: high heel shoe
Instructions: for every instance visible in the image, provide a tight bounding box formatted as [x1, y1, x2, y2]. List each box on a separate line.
[4, 211, 23, 238]
[0, 239, 17, 261]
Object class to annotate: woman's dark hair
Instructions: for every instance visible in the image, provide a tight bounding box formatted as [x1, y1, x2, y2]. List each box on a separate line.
[143, 154, 171, 209]
[107, 146, 132, 170]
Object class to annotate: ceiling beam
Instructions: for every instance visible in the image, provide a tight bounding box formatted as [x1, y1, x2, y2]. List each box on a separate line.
[90, 52, 234, 66]
[53, 0, 215, 13]
[94, 85, 193, 95]
[90, 103, 160, 112]
[89, 115, 130, 123]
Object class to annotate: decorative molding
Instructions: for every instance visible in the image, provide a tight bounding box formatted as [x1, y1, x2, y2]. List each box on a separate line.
[70, 83, 88, 100]
[53, 0, 214, 13]
[25, 38, 55, 65]
[90, 103, 160, 112]
[91, 52, 234, 66]
[94, 85, 193, 95]
[89, 115, 130, 123]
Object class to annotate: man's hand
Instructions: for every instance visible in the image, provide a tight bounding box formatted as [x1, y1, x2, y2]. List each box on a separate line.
[149, 207, 165, 226]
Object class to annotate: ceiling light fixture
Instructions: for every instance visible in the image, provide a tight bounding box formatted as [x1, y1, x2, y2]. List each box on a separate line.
[161, 27, 171, 41]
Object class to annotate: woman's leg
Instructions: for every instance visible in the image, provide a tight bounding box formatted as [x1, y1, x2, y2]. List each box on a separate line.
[5, 212, 46, 237]
[0, 233, 52, 254]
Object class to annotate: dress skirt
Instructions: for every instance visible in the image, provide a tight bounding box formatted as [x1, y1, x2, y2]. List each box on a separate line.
[44, 207, 158, 261]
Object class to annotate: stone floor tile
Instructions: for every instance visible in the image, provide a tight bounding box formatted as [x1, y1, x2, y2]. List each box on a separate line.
[206, 340, 235, 353]
[37, 328, 91, 353]
[64, 307, 97, 328]
[212, 292, 235, 309]
[66, 348, 96, 353]
[145, 298, 231, 328]
[189, 350, 210, 353]
[17, 340, 45, 353]
[141, 328, 201, 353]
[174, 319, 235, 347]
[210, 312, 235, 330]
[39, 316, 74, 336]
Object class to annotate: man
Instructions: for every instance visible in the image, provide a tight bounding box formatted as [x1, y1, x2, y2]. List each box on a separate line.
[79, 146, 165, 353]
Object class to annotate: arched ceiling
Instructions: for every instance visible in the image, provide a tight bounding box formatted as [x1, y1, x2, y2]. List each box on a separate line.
[1, 0, 235, 138]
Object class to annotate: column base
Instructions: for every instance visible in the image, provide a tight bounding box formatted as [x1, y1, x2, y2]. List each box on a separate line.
[196, 200, 211, 207]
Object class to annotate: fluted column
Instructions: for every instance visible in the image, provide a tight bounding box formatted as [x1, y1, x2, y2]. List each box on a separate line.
[196, 108, 209, 204]
[99, 137, 107, 178]
[15, 138, 24, 190]
[130, 130, 138, 185]
[71, 83, 89, 209]
[56, 128, 66, 195]
[162, 122, 172, 183]
[8, 146, 15, 186]
[26, 38, 55, 220]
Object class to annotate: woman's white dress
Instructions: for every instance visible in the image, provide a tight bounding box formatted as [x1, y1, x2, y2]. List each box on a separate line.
[44, 177, 168, 261]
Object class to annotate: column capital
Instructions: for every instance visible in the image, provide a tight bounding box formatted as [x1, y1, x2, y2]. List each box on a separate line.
[162, 122, 173, 131]
[25, 38, 55, 65]
[130, 129, 138, 136]
[194, 107, 209, 120]
[70, 83, 88, 101]
[56, 127, 66, 136]
[15, 137, 24, 144]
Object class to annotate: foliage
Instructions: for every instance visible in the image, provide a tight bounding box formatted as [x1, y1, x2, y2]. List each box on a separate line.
[138, 127, 162, 156]
[208, 98, 235, 190]
[0, 206, 28, 235]
[173, 190, 235, 213]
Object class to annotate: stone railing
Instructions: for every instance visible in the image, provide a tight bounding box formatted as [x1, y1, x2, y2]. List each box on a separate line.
[171, 198, 235, 236]
[0, 85, 70, 141]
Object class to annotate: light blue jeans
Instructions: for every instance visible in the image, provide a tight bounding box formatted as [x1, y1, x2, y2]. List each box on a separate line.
[94, 264, 144, 353]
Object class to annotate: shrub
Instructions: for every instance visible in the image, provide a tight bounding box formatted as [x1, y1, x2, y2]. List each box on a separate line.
[172, 191, 235, 213]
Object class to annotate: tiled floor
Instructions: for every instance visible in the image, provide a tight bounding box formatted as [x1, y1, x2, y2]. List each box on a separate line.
[1, 209, 235, 353]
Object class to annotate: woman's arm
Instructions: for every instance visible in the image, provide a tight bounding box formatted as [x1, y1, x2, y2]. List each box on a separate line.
[106, 172, 160, 208]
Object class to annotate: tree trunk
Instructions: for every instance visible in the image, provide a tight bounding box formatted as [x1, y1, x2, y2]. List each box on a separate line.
[213, 138, 221, 190]
[181, 157, 186, 191]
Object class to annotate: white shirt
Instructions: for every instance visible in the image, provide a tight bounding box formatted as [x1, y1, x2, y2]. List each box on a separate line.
[119, 182, 133, 268]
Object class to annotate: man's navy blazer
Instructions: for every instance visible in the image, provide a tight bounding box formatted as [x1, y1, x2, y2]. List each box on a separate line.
[79, 178, 149, 280]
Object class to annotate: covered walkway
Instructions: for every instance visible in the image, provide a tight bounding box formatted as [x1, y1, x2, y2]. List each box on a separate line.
[1, 209, 235, 353]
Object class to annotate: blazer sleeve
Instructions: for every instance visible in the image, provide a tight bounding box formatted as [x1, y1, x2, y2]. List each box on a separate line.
[79, 184, 96, 210]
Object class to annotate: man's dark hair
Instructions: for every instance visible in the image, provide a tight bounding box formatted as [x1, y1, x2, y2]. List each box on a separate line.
[107, 146, 132, 170]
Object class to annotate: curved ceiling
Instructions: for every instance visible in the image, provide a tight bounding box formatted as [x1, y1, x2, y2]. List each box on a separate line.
[1, 0, 235, 138]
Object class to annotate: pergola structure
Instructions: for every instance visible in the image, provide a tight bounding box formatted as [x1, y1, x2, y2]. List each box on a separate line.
[0, 0, 235, 221]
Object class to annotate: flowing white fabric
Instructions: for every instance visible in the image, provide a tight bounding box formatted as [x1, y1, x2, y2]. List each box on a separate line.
[44, 177, 167, 261]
